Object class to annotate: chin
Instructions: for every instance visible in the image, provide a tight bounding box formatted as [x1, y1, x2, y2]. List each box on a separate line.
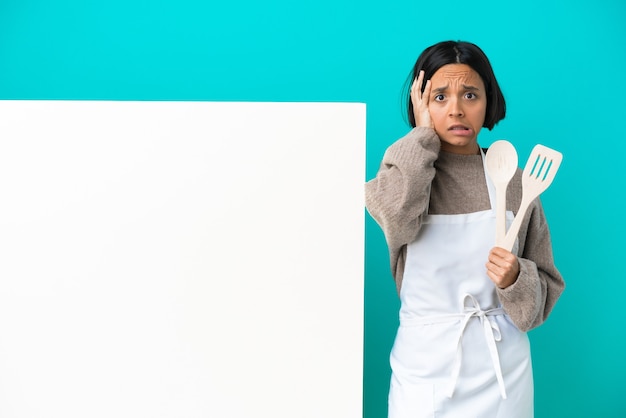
[439, 137, 479, 154]
[441, 138, 477, 148]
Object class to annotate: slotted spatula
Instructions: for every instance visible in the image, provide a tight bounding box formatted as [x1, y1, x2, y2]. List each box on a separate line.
[501, 144, 563, 252]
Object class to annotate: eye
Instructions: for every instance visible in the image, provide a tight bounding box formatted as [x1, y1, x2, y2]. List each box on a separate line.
[464, 92, 477, 99]
[434, 94, 445, 101]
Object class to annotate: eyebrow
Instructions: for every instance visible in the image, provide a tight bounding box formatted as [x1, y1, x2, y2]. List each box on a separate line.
[432, 84, 481, 93]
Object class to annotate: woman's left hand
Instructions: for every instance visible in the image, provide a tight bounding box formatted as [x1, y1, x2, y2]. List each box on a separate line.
[486, 247, 520, 289]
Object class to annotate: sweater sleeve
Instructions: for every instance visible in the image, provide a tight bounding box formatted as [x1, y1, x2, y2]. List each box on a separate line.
[364, 127, 440, 280]
[496, 198, 565, 332]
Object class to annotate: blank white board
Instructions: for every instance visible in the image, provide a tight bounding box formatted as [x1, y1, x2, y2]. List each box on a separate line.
[0, 101, 365, 418]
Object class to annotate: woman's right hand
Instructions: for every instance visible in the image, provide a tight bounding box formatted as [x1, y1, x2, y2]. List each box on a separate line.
[411, 70, 433, 128]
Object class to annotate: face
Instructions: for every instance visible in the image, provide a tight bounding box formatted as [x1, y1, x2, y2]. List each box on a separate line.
[428, 63, 487, 155]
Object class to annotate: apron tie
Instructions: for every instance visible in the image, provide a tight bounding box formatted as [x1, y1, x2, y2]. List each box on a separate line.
[447, 294, 508, 400]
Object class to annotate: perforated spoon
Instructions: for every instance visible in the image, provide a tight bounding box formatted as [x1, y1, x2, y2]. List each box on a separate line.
[501, 144, 563, 252]
[485, 140, 518, 247]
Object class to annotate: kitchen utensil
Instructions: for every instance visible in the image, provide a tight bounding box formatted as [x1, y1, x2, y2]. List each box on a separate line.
[485, 140, 519, 247]
[501, 144, 563, 251]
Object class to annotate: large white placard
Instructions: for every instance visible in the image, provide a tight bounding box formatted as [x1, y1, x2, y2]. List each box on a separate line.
[0, 101, 365, 418]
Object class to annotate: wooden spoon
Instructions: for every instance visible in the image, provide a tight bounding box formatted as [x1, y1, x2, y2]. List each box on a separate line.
[485, 140, 518, 247]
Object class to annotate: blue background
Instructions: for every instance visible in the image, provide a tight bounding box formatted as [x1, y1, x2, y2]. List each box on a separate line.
[1, 1, 625, 416]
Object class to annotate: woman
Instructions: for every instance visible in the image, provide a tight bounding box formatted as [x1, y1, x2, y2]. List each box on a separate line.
[365, 40, 564, 417]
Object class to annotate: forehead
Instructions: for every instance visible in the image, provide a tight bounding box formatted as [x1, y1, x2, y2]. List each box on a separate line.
[431, 64, 484, 88]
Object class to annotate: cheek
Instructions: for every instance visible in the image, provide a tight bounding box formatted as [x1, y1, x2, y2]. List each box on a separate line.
[428, 106, 447, 129]
[428, 105, 444, 120]
[467, 102, 487, 126]
[476, 107, 487, 126]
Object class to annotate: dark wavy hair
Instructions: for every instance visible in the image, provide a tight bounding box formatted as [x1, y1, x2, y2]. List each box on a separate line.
[404, 41, 506, 130]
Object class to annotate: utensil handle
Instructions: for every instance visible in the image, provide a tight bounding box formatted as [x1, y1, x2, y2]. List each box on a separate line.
[501, 199, 530, 252]
[495, 186, 507, 247]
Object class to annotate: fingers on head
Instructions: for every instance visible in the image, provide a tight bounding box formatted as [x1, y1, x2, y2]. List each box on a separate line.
[413, 70, 425, 91]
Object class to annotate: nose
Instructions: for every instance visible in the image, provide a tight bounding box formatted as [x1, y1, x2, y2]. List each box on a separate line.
[448, 98, 464, 117]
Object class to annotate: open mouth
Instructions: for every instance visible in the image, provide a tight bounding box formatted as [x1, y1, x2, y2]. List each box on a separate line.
[448, 125, 472, 135]
[448, 124, 470, 131]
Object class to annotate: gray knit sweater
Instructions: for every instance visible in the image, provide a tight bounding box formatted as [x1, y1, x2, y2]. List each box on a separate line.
[365, 127, 565, 332]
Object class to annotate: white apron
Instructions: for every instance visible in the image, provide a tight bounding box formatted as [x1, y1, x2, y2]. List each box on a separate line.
[388, 151, 533, 418]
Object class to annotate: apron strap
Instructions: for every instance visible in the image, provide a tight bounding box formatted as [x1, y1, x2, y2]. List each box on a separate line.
[480, 148, 498, 212]
[446, 294, 508, 400]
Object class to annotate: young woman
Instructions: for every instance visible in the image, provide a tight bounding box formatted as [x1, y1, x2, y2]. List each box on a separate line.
[365, 41, 565, 417]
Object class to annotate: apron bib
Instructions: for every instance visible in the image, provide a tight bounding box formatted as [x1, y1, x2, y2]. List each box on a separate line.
[388, 151, 533, 418]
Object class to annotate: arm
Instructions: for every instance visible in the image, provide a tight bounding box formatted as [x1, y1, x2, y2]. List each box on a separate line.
[365, 127, 440, 274]
[492, 199, 565, 331]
